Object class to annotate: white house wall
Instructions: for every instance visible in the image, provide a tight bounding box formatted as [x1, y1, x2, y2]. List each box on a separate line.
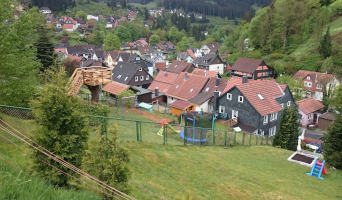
[209, 64, 224, 74]
[167, 96, 178, 105]
[195, 100, 210, 112]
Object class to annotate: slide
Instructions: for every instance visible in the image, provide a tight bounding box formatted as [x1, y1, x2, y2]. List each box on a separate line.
[157, 124, 179, 136]
[167, 124, 180, 133]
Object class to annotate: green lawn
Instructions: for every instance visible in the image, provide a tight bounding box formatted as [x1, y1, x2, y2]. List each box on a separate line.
[128, 1, 159, 9]
[1, 112, 342, 200]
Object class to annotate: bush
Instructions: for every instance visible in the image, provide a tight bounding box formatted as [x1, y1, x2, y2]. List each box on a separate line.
[221, 72, 231, 77]
[54, 34, 64, 41]
[330, 0, 342, 16]
[269, 53, 284, 60]
[248, 50, 262, 59]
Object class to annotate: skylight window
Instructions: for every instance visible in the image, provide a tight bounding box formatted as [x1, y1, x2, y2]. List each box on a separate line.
[190, 88, 193, 93]
[117, 75, 121, 79]
[124, 77, 128, 81]
[257, 93, 264, 100]
[174, 65, 177, 68]
[176, 85, 179, 89]
[205, 87, 210, 92]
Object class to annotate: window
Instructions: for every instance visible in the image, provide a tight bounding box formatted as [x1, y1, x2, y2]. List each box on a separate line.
[140, 75, 144, 81]
[124, 77, 128, 81]
[135, 76, 138, 82]
[280, 103, 284, 108]
[219, 106, 225, 113]
[232, 110, 238, 118]
[287, 101, 291, 107]
[146, 75, 149, 80]
[139, 67, 142, 71]
[136, 57, 140, 60]
[257, 93, 264, 100]
[270, 112, 277, 121]
[227, 93, 232, 100]
[269, 126, 276, 136]
[263, 115, 268, 124]
[260, 130, 264, 136]
[308, 82, 312, 87]
[238, 96, 243, 103]
[307, 76, 310, 80]
[304, 81, 308, 87]
[117, 75, 121, 79]
[308, 113, 313, 120]
[316, 84, 322, 89]
[266, 72, 269, 76]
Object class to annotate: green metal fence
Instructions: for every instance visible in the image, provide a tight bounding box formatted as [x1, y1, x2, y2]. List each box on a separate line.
[0, 104, 273, 146]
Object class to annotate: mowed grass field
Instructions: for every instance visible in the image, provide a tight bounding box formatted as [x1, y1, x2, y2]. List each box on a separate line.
[1, 112, 342, 200]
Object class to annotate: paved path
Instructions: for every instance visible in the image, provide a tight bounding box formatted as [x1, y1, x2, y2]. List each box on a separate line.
[301, 128, 324, 140]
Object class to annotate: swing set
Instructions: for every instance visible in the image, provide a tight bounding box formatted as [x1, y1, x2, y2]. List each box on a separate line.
[115, 96, 143, 117]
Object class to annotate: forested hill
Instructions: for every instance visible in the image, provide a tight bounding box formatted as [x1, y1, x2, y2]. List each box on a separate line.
[163, 0, 272, 19]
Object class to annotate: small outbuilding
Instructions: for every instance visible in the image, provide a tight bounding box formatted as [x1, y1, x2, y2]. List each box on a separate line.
[318, 111, 335, 129]
[297, 98, 325, 127]
[170, 100, 197, 116]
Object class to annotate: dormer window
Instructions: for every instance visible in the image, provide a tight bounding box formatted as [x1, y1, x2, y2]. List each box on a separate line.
[307, 76, 310, 80]
[257, 93, 264, 100]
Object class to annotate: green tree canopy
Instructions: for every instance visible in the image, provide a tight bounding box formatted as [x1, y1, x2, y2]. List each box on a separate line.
[149, 35, 161, 46]
[0, 3, 40, 107]
[30, 65, 90, 186]
[272, 105, 300, 151]
[82, 127, 131, 196]
[115, 25, 131, 42]
[168, 26, 179, 44]
[318, 27, 332, 59]
[34, 25, 55, 72]
[104, 33, 121, 51]
[128, 24, 138, 41]
[75, 11, 87, 21]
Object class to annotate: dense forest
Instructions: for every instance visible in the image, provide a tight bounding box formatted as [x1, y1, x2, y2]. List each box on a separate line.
[28, 0, 76, 11]
[163, 0, 272, 19]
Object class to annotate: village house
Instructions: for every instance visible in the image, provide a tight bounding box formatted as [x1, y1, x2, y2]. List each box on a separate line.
[132, 44, 153, 60]
[200, 42, 220, 55]
[66, 44, 96, 60]
[39, 7, 51, 14]
[217, 77, 295, 136]
[152, 43, 166, 52]
[231, 57, 275, 80]
[193, 54, 225, 74]
[120, 43, 132, 53]
[148, 71, 179, 103]
[191, 68, 222, 78]
[111, 62, 154, 89]
[162, 41, 175, 51]
[318, 111, 336, 129]
[292, 70, 335, 101]
[165, 60, 195, 74]
[105, 50, 121, 67]
[165, 72, 209, 105]
[297, 98, 325, 128]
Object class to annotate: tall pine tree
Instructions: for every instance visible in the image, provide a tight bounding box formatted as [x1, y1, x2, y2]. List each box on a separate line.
[34, 25, 55, 72]
[318, 27, 332, 59]
[272, 105, 300, 151]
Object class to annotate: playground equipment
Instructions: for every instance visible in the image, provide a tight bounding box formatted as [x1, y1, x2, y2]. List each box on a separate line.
[67, 66, 113, 96]
[157, 120, 179, 136]
[115, 96, 142, 117]
[306, 158, 326, 179]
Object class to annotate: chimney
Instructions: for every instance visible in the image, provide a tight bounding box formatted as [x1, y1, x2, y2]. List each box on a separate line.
[155, 87, 159, 96]
[203, 69, 207, 77]
[215, 77, 220, 87]
[163, 72, 167, 77]
[242, 76, 248, 84]
[213, 90, 220, 112]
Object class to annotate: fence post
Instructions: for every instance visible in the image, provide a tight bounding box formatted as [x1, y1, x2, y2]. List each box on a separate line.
[163, 124, 166, 145]
[200, 128, 203, 146]
[266, 136, 268, 145]
[136, 121, 140, 141]
[249, 134, 252, 146]
[256, 135, 258, 145]
[261, 136, 264, 145]
[234, 131, 236, 145]
[224, 131, 227, 146]
[213, 129, 215, 145]
[139, 122, 142, 142]
[100, 117, 107, 137]
[184, 125, 187, 146]
[242, 132, 245, 145]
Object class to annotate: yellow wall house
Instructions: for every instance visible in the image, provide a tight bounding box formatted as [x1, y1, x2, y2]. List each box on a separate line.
[170, 100, 197, 116]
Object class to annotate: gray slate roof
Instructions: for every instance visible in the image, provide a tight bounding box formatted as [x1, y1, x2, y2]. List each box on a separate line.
[192, 54, 218, 66]
[112, 62, 148, 84]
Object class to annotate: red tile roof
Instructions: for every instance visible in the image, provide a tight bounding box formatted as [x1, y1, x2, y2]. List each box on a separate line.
[191, 68, 219, 78]
[101, 81, 131, 95]
[55, 48, 66, 54]
[189, 78, 228, 105]
[147, 71, 179, 93]
[187, 49, 195, 58]
[155, 62, 166, 70]
[236, 80, 285, 116]
[297, 98, 324, 114]
[67, 54, 83, 63]
[221, 77, 257, 95]
[231, 57, 265, 73]
[136, 39, 148, 45]
[279, 84, 287, 91]
[63, 24, 74, 29]
[166, 72, 209, 101]
[292, 70, 334, 84]
[165, 60, 194, 74]
[171, 100, 194, 110]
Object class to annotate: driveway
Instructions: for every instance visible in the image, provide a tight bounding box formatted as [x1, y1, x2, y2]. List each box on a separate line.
[300, 128, 325, 140]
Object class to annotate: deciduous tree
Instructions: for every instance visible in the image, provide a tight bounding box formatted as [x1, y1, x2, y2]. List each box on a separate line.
[104, 33, 121, 51]
[115, 25, 131, 42]
[75, 11, 87, 21]
[149, 35, 161, 46]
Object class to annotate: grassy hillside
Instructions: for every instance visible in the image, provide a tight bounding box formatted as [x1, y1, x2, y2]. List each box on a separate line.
[75, 2, 114, 16]
[128, 1, 159, 9]
[1, 112, 342, 199]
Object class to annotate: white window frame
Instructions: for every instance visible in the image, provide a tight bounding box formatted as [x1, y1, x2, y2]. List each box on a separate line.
[304, 81, 308, 87]
[232, 110, 238, 118]
[140, 75, 144, 81]
[307, 76, 310, 80]
[135, 76, 138, 82]
[219, 106, 225, 113]
[287, 101, 291, 107]
[308, 82, 312, 87]
[146, 75, 149, 80]
[270, 112, 277, 121]
[316, 84, 322, 89]
[139, 67, 142, 71]
[308, 113, 313, 120]
[263, 115, 268, 124]
[238, 96, 243, 103]
[269, 126, 276, 136]
[227, 93, 232, 100]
